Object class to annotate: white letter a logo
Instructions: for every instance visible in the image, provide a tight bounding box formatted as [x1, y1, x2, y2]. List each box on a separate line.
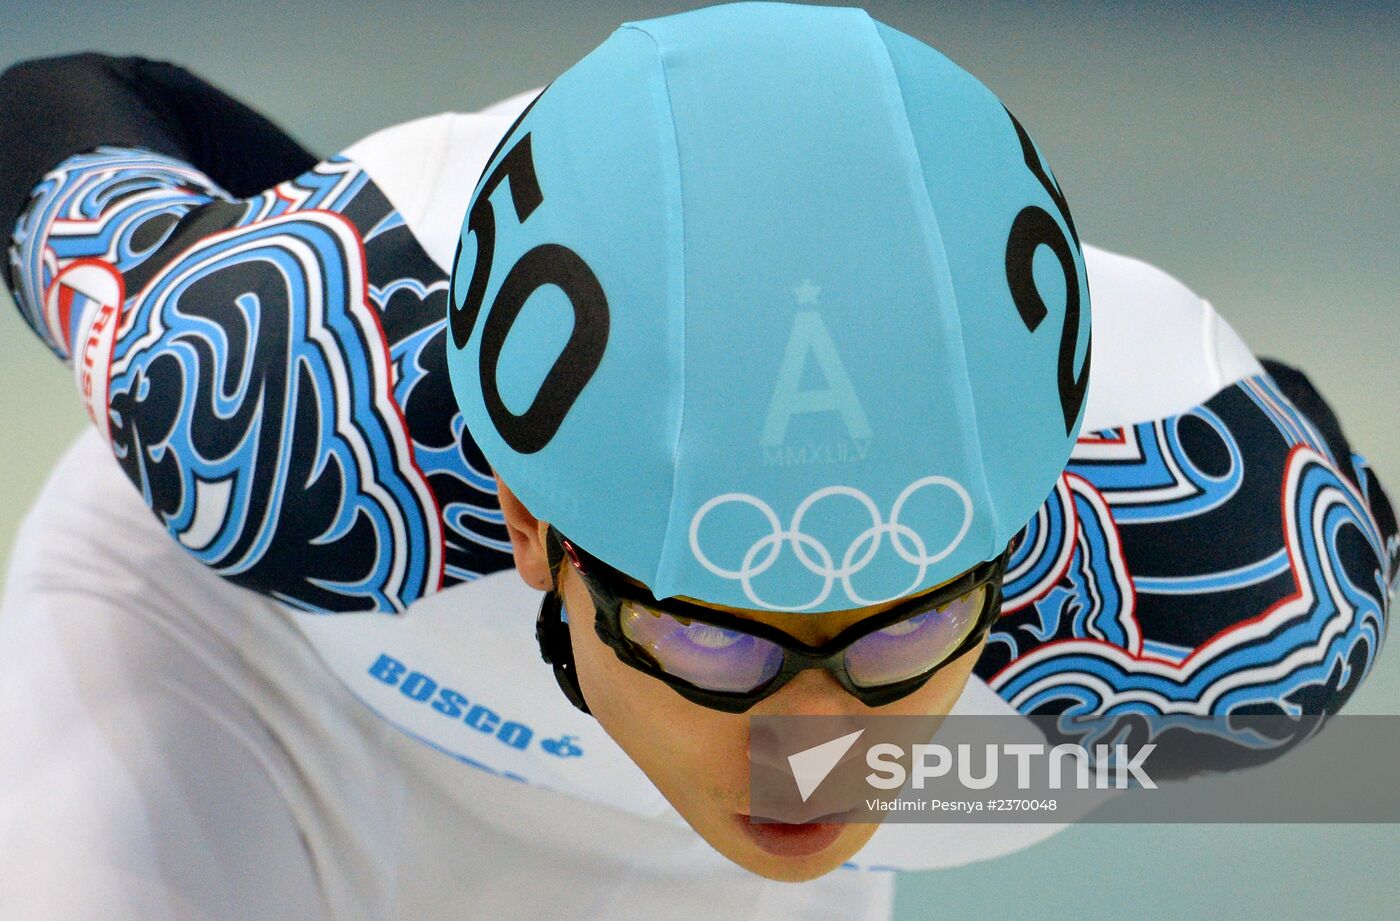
[761, 311, 872, 447]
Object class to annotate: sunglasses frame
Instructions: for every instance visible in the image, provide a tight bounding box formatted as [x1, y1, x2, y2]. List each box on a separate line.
[543, 525, 1008, 714]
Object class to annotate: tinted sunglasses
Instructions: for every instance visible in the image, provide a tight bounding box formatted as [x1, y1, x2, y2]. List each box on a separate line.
[541, 526, 1008, 713]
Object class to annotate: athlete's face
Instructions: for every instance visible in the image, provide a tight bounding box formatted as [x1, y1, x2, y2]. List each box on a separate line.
[498, 479, 985, 882]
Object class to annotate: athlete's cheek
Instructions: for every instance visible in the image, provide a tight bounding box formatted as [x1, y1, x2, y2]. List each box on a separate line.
[580, 629, 749, 813]
[558, 582, 726, 768]
[572, 645, 704, 814]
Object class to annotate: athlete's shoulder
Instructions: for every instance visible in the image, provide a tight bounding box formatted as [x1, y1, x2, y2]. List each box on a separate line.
[341, 89, 541, 273]
[1080, 243, 1262, 431]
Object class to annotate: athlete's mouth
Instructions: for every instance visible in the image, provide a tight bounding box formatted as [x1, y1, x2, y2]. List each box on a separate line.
[733, 812, 846, 858]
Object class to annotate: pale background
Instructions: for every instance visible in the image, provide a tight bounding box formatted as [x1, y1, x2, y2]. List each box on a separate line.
[1, 1, 1395, 918]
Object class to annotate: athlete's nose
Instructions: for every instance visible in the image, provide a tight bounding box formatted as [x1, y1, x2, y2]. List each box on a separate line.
[754, 666, 859, 718]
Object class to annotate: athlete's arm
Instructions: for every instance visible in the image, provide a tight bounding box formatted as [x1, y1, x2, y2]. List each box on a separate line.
[1, 54, 515, 612]
[975, 246, 1397, 774]
[0, 54, 318, 247]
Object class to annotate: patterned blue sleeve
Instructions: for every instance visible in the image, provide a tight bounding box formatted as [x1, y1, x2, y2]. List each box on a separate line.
[976, 367, 1397, 769]
[7, 147, 513, 612]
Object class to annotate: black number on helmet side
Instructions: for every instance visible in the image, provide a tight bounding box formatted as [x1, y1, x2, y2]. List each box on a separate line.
[1006, 207, 1090, 436]
[480, 244, 609, 454]
[1005, 108, 1082, 250]
[449, 127, 611, 454]
[1003, 107, 1091, 436]
[449, 89, 546, 348]
[450, 134, 544, 350]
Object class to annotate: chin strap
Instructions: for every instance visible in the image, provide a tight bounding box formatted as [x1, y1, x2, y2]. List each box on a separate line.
[535, 530, 592, 715]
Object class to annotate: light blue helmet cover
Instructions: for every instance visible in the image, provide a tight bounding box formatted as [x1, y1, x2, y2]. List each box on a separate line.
[447, 1, 1091, 612]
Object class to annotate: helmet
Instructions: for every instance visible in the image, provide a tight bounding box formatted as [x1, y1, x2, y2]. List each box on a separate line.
[446, 1, 1091, 614]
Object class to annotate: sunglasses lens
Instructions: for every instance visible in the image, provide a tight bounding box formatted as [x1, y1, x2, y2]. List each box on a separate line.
[619, 601, 784, 693]
[843, 584, 987, 687]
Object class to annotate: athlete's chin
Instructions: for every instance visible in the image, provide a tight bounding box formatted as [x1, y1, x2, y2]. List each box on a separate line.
[736, 853, 843, 883]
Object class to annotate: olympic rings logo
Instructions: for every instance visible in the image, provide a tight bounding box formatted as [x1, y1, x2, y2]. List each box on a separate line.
[687, 477, 975, 611]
